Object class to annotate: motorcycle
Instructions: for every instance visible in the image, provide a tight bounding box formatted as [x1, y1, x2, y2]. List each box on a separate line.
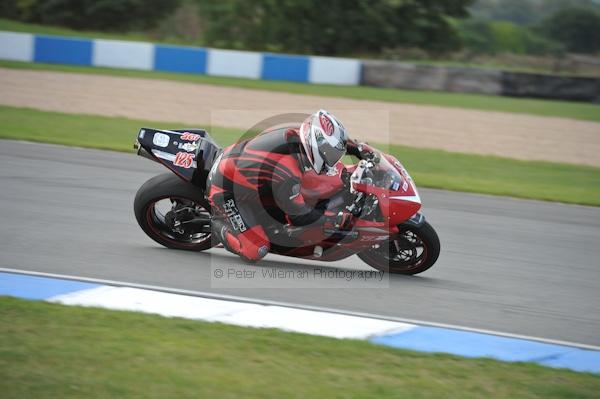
[133, 127, 440, 275]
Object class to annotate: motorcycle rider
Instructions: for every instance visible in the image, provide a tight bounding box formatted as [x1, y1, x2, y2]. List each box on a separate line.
[208, 109, 377, 262]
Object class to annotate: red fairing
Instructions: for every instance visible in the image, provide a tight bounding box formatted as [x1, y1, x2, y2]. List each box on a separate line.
[355, 183, 421, 227]
[351, 154, 421, 227]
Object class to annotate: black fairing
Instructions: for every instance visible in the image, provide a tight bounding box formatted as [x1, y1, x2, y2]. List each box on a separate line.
[136, 128, 222, 189]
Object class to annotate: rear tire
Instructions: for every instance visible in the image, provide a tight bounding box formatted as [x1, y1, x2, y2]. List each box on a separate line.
[134, 173, 213, 251]
[358, 221, 440, 275]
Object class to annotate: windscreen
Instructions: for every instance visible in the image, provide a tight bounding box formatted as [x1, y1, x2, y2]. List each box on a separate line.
[356, 154, 403, 191]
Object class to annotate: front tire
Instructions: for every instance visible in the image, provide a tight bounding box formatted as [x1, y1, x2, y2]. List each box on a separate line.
[134, 173, 213, 251]
[358, 221, 440, 275]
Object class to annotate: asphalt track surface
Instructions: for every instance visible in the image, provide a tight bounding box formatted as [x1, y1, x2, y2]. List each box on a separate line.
[1, 140, 599, 346]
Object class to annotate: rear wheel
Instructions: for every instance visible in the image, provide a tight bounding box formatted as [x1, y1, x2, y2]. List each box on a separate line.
[134, 173, 213, 251]
[358, 221, 440, 275]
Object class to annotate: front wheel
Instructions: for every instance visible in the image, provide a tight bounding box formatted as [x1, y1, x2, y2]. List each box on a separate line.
[358, 221, 440, 275]
[134, 173, 214, 251]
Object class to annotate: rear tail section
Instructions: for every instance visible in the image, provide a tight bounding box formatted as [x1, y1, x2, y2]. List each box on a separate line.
[135, 128, 222, 188]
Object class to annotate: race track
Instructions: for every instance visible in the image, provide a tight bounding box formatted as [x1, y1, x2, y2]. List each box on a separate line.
[1, 140, 599, 345]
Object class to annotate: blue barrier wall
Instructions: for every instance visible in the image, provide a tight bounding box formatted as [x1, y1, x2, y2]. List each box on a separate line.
[154, 44, 207, 74]
[34, 35, 93, 66]
[261, 53, 309, 82]
[0, 31, 361, 85]
[2, 30, 596, 101]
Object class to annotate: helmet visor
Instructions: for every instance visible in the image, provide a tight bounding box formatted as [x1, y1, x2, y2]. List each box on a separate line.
[319, 138, 346, 167]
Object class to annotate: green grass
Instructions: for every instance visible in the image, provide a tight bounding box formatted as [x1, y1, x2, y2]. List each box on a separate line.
[1, 105, 598, 206]
[1, 59, 600, 123]
[388, 146, 600, 205]
[1, 297, 598, 399]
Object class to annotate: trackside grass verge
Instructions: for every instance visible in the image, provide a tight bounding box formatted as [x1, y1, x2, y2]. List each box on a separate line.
[1, 297, 598, 399]
[1, 60, 600, 123]
[1, 105, 598, 206]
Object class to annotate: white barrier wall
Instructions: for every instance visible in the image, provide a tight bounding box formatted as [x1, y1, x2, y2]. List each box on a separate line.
[0, 31, 34, 62]
[0, 30, 362, 85]
[309, 56, 362, 85]
[92, 39, 154, 70]
[206, 49, 263, 79]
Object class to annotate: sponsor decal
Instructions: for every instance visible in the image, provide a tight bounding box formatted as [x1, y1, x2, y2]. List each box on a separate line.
[152, 132, 170, 148]
[223, 199, 247, 232]
[178, 142, 198, 152]
[399, 166, 413, 182]
[319, 113, 334, 136]
[173, 152, 195, 169]
[180, 132, 201, 141]
[231, 214, 247, 232]
[394, 160, 412, 179]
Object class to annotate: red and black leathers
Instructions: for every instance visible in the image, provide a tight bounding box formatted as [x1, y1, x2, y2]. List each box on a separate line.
[207, 127, 370, 261]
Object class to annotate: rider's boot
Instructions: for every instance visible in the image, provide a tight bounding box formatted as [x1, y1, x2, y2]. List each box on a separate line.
[212, 219, 270, 262]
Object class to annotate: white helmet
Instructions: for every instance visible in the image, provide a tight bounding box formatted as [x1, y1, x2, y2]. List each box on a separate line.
[299, 110, 348, 173]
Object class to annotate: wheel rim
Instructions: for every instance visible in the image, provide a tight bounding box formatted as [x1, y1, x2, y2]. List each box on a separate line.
[145, 196, 211, 246]
[382, 229, 428, 271]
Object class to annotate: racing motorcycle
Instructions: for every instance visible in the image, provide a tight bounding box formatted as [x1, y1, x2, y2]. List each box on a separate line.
[133, 127, 440, 275]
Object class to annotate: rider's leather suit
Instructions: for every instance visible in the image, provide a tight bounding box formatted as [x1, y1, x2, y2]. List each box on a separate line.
[207, 126, 369, 261]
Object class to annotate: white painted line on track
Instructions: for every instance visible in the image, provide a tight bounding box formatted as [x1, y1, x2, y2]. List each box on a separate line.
[2, 267, 599, 351]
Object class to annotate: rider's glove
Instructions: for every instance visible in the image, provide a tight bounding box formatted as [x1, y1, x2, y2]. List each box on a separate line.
[358, 143, 379, 164]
